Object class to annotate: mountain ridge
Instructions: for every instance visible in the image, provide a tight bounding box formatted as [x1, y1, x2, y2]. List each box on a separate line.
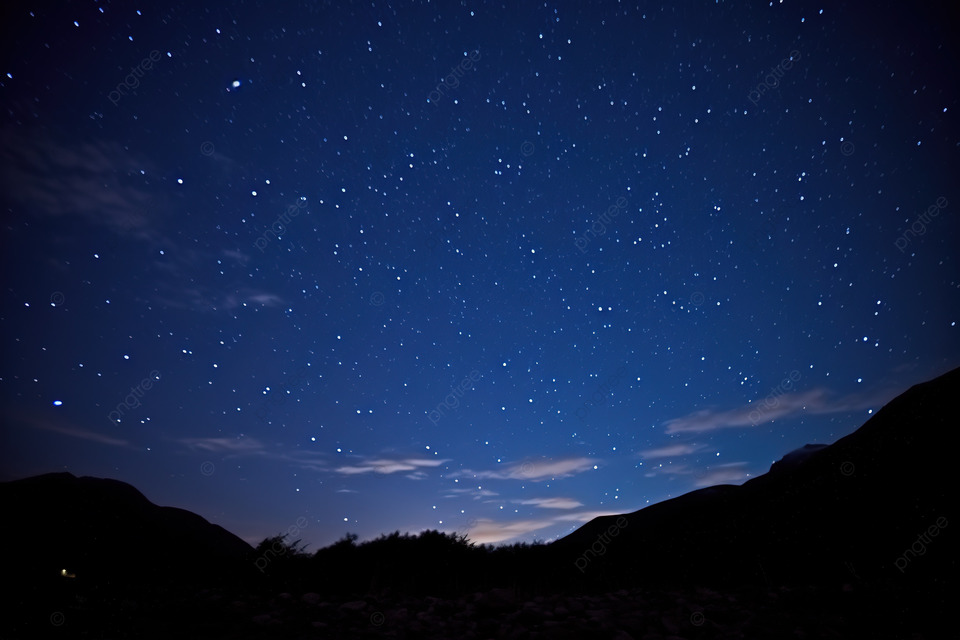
[550, 366, 958, 590]
[0, 470, 255, 588]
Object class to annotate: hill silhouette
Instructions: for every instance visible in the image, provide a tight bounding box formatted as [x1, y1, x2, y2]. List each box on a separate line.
[0, 472, 255, 588]
[1, 367, 955, 638]
[550, 366, 956, 592]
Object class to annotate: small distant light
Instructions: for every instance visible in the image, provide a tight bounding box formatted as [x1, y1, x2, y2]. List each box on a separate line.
[53, 400, 63, 406]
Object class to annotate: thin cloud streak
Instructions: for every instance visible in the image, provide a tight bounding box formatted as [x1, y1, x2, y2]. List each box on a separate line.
[515, 497, 584, 510]
[181, 436, 266, 454]
[28, 418, 134, 448]
[462, 457, 599, 481]
[663, 386, 894, 434]
[335, 458, 448, 476]
[177, 437, 449, 479]
[466, 508, 624, 544]
[638, 443, 704, 459]
[693, 463, 752, 487]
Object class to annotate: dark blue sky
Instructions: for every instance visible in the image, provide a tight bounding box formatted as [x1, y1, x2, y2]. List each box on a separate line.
[2, 1, 957, 549]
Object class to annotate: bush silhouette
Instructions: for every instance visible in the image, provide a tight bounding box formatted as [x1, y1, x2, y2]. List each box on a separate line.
[252, 532, 311, 589]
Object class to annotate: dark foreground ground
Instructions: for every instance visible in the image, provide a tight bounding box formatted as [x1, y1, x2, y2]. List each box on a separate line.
[7, 578, 944, 639]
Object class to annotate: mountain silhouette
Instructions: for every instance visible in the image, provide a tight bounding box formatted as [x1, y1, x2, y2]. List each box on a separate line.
[0, 471, 255, 590]
[551, 367, 957, 593]
[1, 369, 954, 638]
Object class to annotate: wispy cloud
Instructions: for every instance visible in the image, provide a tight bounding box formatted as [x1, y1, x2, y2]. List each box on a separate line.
[176, 438, 448, 479]
[638, 443, 705, 459]
[335, 457, 448, 476]
[0, 126, 160, 234]
[692, 463, 751, 487]
[0, 127, 288, 315]
[461, 456, 598, 481]
[663, 386, 892, 434]
[641, 462, 696, 478]
[176, 436, 326, 473]
[444, 487, 499, 500]
[152, 286, 286, 313]
[641, 460, 752, 488]
[553, 510, 625, 523]
[28, 418, 134, 448]
[180, 436, 267, 454]
[246, 293, 284, 306]
[465, 508, 623, 544]
[515, 497, 584, 509]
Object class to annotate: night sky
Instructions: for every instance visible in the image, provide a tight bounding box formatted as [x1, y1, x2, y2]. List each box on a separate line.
[1, 1, 958, 550]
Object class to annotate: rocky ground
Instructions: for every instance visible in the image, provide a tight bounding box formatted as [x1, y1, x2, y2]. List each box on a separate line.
[13, 580, 938, 639]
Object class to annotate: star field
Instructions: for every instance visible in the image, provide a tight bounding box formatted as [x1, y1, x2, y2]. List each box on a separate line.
[1, 1, 958, 549]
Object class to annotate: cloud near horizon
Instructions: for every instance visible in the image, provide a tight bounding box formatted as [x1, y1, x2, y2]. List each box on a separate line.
[641, 459, 752, 488]
[178, 437, 447, 478]
[180, 436, 267, 454]
[638, 443, 705, 459]
[335, 457, 448, 476]
[693, 463, 752, 487]
[26, 417, 134, 449]
[663, 386, 893, 434]
[465, 508, 622, 544]
[460, 457, 599, 481]
[515, 497, 584, 509]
